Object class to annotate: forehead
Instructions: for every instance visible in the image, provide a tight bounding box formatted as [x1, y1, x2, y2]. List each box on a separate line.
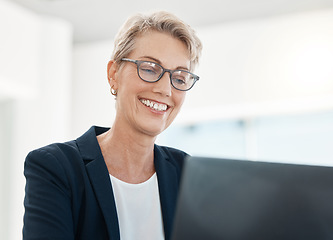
[129, 31, 191, 69]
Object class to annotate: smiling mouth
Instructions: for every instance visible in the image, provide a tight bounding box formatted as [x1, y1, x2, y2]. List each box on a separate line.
[140, 99, 168, 111]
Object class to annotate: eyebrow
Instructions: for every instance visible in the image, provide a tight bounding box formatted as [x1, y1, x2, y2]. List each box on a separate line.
[139, 55, 189, 71]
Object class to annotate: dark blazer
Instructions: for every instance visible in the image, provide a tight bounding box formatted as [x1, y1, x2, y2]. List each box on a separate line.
[23, 126, 186, 240]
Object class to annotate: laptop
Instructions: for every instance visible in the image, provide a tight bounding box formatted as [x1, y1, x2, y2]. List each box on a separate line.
[171, 156, 333, 240]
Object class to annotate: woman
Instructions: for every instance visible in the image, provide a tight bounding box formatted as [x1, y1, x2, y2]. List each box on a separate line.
[23, 11, 202, 240]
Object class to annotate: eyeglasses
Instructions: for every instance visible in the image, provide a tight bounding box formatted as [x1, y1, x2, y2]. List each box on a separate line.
[121, 58, 199, 91]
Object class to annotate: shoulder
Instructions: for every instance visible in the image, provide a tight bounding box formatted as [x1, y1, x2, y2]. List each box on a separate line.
[27, 140, 78, 157]
[24, 141, 83, 184]
[26, 140, 80, 166]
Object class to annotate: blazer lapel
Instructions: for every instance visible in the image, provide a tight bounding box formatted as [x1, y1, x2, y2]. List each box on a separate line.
[154, 145, 181, 240]
[76, 126, 120, 240]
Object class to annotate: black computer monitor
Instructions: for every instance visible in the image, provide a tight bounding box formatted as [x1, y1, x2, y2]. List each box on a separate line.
[171, 156, 333, 240]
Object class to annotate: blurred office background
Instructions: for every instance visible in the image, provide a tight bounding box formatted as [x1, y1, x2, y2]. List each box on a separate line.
[1, 0, 333, 238]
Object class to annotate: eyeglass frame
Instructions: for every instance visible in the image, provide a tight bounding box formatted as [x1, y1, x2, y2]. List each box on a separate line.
[120, 58, 199, 91]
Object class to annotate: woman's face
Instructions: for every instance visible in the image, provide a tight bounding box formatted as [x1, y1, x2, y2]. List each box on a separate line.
[109, 31, 190, 137]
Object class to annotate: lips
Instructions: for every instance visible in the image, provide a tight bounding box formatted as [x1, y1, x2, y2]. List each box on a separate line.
[140, 99, 168, 111]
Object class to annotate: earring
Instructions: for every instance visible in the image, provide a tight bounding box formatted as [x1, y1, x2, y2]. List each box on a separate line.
[110, 87, 117, 96]
[109, 79, 117, 97]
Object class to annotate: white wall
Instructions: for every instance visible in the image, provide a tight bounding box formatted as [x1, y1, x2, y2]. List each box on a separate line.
[0, 0, 40, 99]
[72, 40, 116, 137]
[0, 1, 72, 239]
[180, 9, 333, 124]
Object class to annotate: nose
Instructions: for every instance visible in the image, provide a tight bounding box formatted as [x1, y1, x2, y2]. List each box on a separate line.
[152, 71, 172, 97]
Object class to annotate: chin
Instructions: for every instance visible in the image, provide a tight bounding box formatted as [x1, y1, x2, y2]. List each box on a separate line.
[136, 116, 170, 135]
[140, 123, 167, 137]
[144, 128, 165, 138]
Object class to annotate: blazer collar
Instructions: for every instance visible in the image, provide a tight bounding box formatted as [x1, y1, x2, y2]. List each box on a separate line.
[76, 126, 108, 160]
[76, 126, 120, 240]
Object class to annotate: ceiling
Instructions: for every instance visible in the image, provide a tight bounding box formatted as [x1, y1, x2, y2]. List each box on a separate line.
[9, 0, 333, 43]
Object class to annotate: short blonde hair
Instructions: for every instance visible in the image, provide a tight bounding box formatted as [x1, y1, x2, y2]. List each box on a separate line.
[111, 11, 202, 70]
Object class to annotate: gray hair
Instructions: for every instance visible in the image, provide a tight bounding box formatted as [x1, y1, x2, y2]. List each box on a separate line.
[111, 11, 202, 70]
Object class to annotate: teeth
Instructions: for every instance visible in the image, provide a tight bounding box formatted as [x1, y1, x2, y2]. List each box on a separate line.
[140, 99, 167, 111]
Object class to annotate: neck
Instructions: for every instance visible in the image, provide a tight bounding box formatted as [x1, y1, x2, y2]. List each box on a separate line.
[97, 120, 157, 183]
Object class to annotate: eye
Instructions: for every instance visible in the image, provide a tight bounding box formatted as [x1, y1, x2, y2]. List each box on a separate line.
[139, 62, 160, 75]
[173, 78, 186, 85]
[172, 71, 191, 85]
[141, 67, 157, 74]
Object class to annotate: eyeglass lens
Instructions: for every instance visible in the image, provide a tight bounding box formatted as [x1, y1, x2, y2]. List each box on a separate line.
[138, 61, 195, 91]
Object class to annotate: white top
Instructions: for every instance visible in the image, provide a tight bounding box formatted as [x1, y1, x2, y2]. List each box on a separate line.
[110, 173, 165, 240]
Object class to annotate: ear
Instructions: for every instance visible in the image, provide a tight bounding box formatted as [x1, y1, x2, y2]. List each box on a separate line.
[107, 60, 119, 89]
